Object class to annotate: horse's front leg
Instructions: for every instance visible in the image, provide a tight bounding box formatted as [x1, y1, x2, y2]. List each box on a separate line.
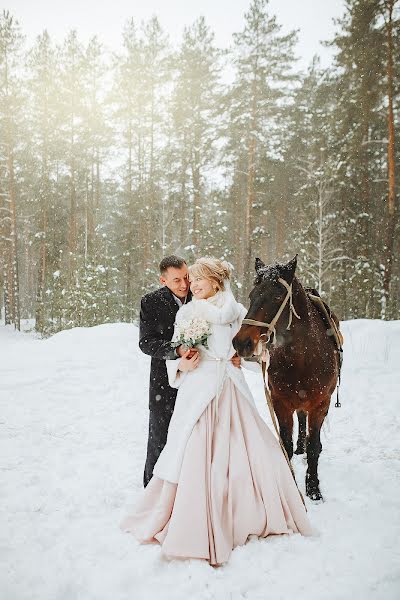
[273, 400, 294, 460]
[306, 405, 328, 501]
[295, 410, 307, 454]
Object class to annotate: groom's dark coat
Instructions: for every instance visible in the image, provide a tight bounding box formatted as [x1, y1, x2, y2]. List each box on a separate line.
[139, 285, 192, 487]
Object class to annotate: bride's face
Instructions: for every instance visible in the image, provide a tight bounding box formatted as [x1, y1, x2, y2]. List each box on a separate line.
[190, 275, 216, 299]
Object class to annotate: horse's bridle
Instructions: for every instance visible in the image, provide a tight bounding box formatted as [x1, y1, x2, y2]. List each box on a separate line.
[242, 277, 301, 350]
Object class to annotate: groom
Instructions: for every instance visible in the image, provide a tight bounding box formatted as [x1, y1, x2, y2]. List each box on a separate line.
[139, 255, 193, 487]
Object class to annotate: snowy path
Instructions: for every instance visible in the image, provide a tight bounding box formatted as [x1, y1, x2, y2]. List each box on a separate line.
[1, 320, 399, 600]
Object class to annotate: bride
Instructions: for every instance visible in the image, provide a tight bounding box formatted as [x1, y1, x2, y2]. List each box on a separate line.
[121, 257, 313, 565]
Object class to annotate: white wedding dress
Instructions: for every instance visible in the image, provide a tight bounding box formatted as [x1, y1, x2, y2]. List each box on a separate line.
[120, 287, 313, 565]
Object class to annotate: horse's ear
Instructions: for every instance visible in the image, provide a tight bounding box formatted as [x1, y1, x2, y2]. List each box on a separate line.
[255, 257, 265, 273]
[281, 254, 298, 283]
[289, 254, 298, 270]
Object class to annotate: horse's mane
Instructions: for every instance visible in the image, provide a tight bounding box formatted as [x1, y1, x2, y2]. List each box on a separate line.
[254, 262, 303, 290]
[253, 263, 281, 285]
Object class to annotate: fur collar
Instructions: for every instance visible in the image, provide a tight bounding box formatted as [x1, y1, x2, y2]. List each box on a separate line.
[187, 289, 242, 325]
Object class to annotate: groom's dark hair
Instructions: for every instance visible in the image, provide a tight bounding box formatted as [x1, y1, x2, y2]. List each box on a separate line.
[159, 255, 187, 274]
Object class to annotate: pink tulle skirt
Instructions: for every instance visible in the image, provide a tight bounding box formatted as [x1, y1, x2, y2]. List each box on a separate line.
[120, 378, 313, 565]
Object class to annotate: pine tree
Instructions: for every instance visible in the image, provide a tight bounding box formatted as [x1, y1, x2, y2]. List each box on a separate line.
[0, 10, 24, 329]
[168, 17, 222, 256]
[26, 30, 59, 332]
[81, 36, 111, 264]
[112, 17, 173, 317]
[56, 31, 88, 286]
[381, 0, 398, 317]
[283, 60, 344, 303]
[329, 0, 399, 318]
[226, 0, 298, 298]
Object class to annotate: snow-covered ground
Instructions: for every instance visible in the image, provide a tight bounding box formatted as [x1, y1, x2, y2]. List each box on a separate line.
[1, 319, 399, 600]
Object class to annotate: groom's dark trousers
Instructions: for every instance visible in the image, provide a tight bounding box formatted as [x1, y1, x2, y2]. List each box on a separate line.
[139, 286, 191, 487]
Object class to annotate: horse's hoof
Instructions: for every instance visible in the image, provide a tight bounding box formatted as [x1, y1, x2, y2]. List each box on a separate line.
[294, 447, 306, 455]
[307, 488, 324, 502]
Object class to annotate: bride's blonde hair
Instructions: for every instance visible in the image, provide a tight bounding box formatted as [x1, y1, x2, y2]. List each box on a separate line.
[189, 257, 231, 292]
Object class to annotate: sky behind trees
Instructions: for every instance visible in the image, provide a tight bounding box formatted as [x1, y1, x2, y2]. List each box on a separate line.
[5, 0, 344, 67]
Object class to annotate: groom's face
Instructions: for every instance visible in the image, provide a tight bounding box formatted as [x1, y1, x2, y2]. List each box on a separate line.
[160, 265, 190, 299]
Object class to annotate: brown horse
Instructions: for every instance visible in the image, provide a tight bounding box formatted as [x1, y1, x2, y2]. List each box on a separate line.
[232, 255, 342, 501]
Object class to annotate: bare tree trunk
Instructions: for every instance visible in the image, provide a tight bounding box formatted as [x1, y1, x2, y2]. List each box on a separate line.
[68, 108, 77, 282]
[192, 151, 201, 250]
[69, 157, 77, 279]
[276, 187, 287, 259]
[243, 73, 258, 298]
[382, 0, 397, 318]
[125, 256, 132, 322]
[2, 37, 20, 330]
[126, 122, 135, 320]
[244, 133, 256, 295]
[84, 171, 89, 264]
[234, 176, 242, 284]
[262, 207, 269, 262]
[7, 133, 20, 330]
[360, 123, 371, 262]
[137, 127, 149, 282]
[89, 154, 95, 256]
[95, 148, 100, 212]
[317, 181, 324, 295]
[179, 131, 189, 249]
[3, 258, 11, 325]
[6, 257, 13, 324]
[0, 176, 11, 324]
[84, 152, 96, 264]
[35, 166, 49, 331]
[180, 156, 187, 246]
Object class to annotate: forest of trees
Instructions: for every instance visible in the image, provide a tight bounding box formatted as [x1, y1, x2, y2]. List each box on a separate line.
[0, 0, 399, 335]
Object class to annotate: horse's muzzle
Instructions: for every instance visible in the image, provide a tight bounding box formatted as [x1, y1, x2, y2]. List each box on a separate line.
[232, 335, 255, 358]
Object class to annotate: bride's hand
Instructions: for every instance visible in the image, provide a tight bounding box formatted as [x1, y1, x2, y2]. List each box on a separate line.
[231, 353, 241, 369]
[178, 349, 200, 372]
[177, 345, 197, 359]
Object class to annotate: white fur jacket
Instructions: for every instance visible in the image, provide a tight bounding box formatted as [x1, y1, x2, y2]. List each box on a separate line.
[152, 287, 267, 484]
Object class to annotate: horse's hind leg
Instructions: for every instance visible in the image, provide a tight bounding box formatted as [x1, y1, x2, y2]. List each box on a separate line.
[306, 405, 328, 501]
[294, 410, 307, 454]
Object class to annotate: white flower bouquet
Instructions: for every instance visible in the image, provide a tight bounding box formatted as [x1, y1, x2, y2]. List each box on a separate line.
[171, 317, 211, 350]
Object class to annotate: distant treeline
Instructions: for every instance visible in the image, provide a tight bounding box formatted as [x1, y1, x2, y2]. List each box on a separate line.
[0, 0, 399, 334]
